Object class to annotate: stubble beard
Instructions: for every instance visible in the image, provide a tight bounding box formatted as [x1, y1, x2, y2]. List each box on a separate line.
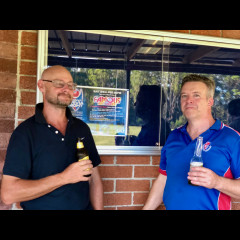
[46, 93, 73, 108]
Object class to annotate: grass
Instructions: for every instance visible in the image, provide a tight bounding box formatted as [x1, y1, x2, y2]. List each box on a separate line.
[92, 125, 141, 145]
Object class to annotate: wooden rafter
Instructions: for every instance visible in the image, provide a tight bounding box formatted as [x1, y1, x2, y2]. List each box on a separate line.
[126, 39, 145, 60]
[56, 30, 72, 58]
[183, 46, 220, 64]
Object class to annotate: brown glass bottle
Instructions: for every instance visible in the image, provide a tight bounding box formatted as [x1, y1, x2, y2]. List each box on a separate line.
[76, 138, 91, 177]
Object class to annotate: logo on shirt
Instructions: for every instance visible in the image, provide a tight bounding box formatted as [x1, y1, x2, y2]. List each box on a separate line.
[203, 141, 212, 152]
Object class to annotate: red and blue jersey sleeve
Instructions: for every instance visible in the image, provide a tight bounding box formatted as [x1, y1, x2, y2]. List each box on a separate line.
[230, 135, 240, 179]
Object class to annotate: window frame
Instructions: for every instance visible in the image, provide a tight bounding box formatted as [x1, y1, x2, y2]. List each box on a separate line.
[37, 30, 240, 155]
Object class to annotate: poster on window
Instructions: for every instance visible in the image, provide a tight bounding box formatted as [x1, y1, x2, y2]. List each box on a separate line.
[69, 86, 129, 136]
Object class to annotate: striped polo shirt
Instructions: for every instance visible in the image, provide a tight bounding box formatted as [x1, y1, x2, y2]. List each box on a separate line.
[159, 119, 240, 210]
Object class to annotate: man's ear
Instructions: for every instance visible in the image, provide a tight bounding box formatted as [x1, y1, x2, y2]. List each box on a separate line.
[208, 97, 214, 107]
[37, 79, 45, 93]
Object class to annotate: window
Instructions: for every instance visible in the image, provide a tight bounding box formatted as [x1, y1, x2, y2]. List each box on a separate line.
[37, 30, 240, 155]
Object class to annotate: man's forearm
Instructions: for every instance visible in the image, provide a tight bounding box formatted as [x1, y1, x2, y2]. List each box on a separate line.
[89, 167, 103, 210]
[1, 160, 93, 205]
[1, 173, 65, 205]
[188, 166, 240, 200]
[143, 174, 166, 210]
[215, 177, 240, 199]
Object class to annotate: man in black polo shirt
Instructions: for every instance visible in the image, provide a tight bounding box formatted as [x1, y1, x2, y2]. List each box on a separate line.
[1, 65, 103, 210]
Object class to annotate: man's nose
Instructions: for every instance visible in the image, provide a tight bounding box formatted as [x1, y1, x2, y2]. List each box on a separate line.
[186, 96, 193, 103]
[61, 83, 71, 91]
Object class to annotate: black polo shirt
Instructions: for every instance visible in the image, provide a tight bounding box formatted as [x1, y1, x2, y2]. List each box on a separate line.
[3, 103, 101, 210]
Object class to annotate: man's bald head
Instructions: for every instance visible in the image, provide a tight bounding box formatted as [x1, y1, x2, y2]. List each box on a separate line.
[41, 65, 73, 81]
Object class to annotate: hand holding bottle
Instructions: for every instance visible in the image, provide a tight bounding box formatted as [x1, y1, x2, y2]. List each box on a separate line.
[187, 166, 221, 189]
[60, 160, 93, 184]
[76, 138, 92, 177]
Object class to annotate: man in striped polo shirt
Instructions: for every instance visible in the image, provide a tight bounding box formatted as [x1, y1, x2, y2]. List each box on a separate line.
[143, 74, 240, 210]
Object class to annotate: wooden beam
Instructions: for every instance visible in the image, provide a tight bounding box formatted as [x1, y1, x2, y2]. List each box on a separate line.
[183, 46, 220, 64]
[126, 39, 145, 60]
[56, 30, 72, 58]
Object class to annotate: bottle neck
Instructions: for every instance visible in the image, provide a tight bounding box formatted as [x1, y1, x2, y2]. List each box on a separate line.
[194, 137, 203, 157]
[77, 141, 84, 149]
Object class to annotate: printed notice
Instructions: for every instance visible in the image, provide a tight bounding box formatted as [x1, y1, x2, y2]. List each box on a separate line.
[69, 86, 129, 136]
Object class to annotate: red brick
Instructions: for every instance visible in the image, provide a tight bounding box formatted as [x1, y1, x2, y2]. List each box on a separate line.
[152, 156, 160, 165]
[0, 119, 14, 133]
[104, 193, 131, 206]
[0, 58, 17, 74]
[100, 155, 114, 164]
[116, 155, 150, 164]
[20, 61, 37, 76]
[232, 202, 240, 210]
[0, 42, 18, 59]
[134, 166, 159, 178]
[0, 30, 18, 43]
[21, 31, 38, 46]
[0, 150, 6, 162]
[191, 30, 221, 37]
[0, 89, 16, 103]
[18, 106, 35, 119]
[156, 204, 166, 210]
[222, 30, 240, 39]
[21, 46, 37, 60]
[20, 76, 37, 90]
[231, 197, 240, 203]
[133, 192, 149, 205]
[0, 103, 15, 118]
[102, 180, 114, 192]
[98, 166, 132, 178]
[0, 133, 11, 148]
[21, 91, 36, 105]
[0, 150, 6, 173]
[116, 180, 150, 192]
[0, 72, 17, 89]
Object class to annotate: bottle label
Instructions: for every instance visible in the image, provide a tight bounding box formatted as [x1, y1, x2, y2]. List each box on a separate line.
[190, 161, 203, 168]
[77, 142, 84, 149]
[78, 155, 89, 161]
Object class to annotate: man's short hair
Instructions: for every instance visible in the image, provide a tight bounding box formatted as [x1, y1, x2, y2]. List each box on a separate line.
[181, 74, 216, 98]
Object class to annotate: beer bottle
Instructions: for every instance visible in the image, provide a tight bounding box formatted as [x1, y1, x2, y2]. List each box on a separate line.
[188, 136, 203, 186]
[76, 138, 91, 177]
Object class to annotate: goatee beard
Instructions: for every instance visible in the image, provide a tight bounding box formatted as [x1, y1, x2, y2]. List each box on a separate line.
[46, 93, 73, 108]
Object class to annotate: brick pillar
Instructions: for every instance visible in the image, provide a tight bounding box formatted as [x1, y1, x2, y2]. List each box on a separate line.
[0, 30, 18, 209]
[0, 30, 37, 210]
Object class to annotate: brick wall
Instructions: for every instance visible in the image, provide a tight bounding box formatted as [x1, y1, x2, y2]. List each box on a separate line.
[1, 30, 240, 210]
[99, 155, 165, 210]
[0, 30, 37, 209]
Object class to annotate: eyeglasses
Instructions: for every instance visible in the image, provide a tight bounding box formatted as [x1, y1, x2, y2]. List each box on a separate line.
[42, 79, 77, 90]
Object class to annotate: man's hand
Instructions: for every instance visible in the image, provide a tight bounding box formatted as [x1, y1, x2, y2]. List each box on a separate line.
[60, 160, 93, 184]
[187, 167, 220, 189]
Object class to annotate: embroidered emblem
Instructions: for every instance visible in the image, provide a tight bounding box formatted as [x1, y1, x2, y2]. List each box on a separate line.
[203, 141, 212, 152]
